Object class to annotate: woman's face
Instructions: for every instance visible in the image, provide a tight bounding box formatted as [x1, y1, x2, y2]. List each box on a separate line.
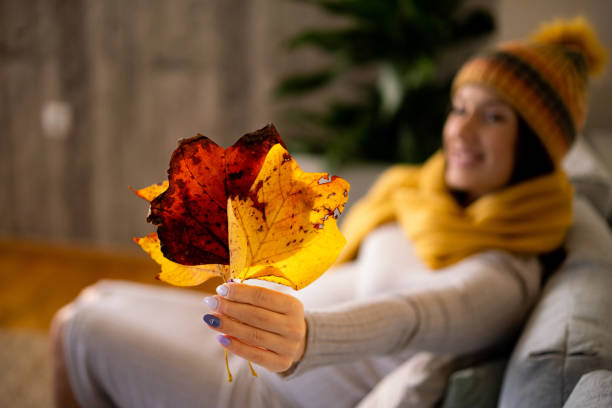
[443, 84, 518, 201]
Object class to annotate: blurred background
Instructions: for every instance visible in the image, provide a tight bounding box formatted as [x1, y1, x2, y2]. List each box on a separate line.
[2, 0, 611, 248]
[0, 0, 610, 406]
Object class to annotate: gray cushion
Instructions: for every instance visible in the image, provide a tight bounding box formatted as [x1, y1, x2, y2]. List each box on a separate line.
[563, 370, 612, 408]
[564, 135, 612, 221]
[439, 359, 507, 408]
[499, 196, 612, 407]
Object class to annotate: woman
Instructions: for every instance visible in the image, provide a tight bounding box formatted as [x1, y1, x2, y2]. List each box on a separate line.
[53, 17, 606, 408]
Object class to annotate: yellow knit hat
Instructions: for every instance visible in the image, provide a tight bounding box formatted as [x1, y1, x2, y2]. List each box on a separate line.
[452, 17, 607, 165]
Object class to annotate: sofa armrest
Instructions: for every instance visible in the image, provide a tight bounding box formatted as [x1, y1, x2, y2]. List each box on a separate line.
[499, 196, 612, 407]
[563, 134, 612, 221]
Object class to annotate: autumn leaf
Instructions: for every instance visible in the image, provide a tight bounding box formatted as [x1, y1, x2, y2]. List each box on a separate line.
[133, 182, 227, 285]
[131, 181, 169, 202]
[228, 144, 350, 290]
[134, 233, 228, 286]
[147, 124, 284, 266]
[134, 124, 350, 290]
[133, 125, 350, 383]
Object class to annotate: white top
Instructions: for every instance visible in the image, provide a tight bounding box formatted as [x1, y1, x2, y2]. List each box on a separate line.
[289, 223, 542, 377]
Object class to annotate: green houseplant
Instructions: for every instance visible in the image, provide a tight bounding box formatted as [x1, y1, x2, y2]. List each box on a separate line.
[276, 0, 495, 166]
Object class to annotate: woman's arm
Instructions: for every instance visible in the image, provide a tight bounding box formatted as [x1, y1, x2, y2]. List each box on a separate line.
[203, 250, 540, 376]
[292, 251, 541, 376]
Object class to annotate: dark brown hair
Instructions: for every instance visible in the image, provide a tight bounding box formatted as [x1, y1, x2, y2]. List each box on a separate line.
[508, 116, 554, 185]
[510, 115, 566, 282]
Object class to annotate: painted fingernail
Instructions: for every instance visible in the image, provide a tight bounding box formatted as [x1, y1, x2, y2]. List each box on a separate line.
[203, 296, 218, 310]
[203, 314, 221, 328]
[217, 334, 230, 347]
[216, 284, 229, 296]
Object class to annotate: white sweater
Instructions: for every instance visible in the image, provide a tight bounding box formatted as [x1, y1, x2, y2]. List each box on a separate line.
[288, 223, 542, 378]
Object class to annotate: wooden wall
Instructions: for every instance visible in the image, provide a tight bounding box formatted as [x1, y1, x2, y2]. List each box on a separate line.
[0, 0, 337, 248]
[2, 0, 611, 248]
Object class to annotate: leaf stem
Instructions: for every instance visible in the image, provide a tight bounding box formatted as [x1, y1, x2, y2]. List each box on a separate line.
[225, 349, 233, 383]
[248, 361, 258, 377]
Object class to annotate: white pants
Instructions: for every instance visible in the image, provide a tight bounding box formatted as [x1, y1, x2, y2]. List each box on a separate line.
[60, 273, 418, 407]
[60, 225, 455, 407]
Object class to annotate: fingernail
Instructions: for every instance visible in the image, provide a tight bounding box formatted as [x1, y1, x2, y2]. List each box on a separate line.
[203, 296, 218, 310]
[217, 334, 230, 347]
[216, 284, 229, 296]
[203, 314, 221, 328]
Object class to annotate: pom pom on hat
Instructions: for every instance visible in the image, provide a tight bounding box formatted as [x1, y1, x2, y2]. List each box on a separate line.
[531, 16, 607, 76]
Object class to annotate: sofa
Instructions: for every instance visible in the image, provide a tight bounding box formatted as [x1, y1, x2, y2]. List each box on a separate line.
[440, 133, 612, 407]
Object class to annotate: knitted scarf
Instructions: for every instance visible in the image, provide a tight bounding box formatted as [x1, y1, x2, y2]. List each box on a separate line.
[337, 151, 574, 269]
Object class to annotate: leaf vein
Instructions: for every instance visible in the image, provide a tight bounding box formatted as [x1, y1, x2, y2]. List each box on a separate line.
[179, 143, 226, 211]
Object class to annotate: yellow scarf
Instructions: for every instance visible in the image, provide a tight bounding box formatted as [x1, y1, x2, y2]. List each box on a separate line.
[337, 151, 574, 269]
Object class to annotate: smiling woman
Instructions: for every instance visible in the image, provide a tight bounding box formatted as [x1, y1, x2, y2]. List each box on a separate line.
[444, 84, 520, 203]
[51, 17, 607, 408]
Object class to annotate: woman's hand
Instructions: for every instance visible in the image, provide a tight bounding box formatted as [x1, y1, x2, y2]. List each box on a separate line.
[203, 282, 306, 373]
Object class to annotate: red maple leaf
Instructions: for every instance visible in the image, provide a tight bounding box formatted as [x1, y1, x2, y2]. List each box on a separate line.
[147, 124, 284, 266]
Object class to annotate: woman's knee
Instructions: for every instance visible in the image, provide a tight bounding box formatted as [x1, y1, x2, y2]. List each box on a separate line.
[50, 282, 108, 355]
[51, 287, 102, 408]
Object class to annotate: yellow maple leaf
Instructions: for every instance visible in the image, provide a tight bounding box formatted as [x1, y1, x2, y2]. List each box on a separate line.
[131, 181, 169, 202]
[228, 144, 350, 290]
[134, 233, 228, 286]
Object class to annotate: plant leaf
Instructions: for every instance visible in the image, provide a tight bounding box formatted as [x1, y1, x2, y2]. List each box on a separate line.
[134, 233, 229, 286]
[274, 68, 338, 98]
[147, 124, 284, 266]
[228, 144, 350, 290]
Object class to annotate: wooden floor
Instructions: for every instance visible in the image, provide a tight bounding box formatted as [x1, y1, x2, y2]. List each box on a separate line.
[0, 238, 221, 331]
